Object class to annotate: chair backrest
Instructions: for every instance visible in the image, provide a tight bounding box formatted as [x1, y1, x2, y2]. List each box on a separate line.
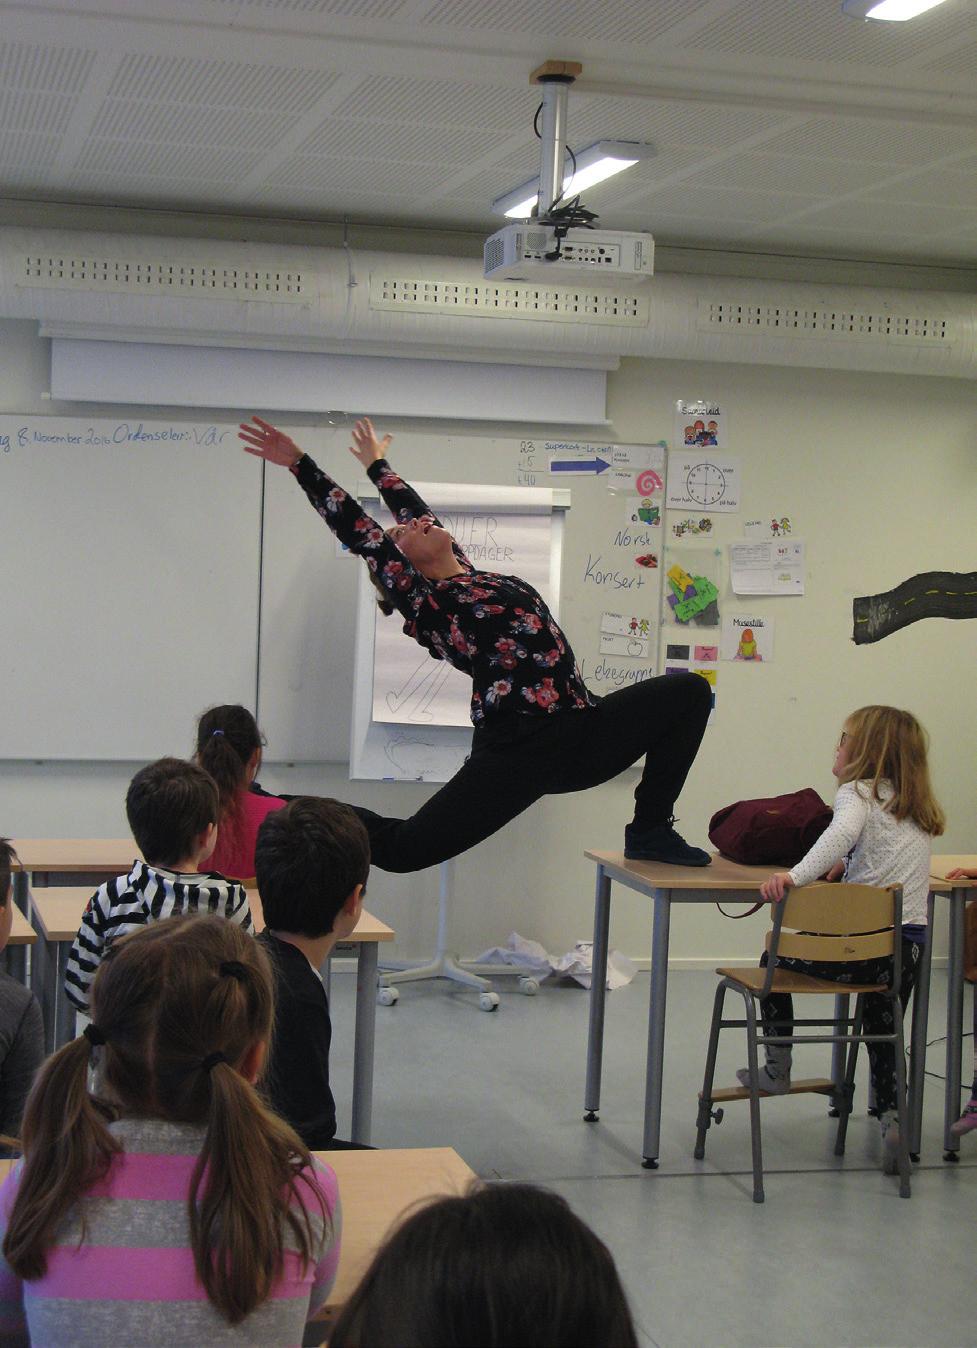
[761, 882, 902, 997]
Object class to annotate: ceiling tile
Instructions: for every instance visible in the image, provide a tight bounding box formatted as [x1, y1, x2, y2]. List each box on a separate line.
[106, 54, 342, 115]
[418, 0, 714, 44]
[0, 40, 95, 93]
[682, 0, 974, 67]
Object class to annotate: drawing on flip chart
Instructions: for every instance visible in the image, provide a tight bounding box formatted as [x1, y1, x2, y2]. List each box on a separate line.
[382, 730, 468, 780]
[382, 656, 460, 724]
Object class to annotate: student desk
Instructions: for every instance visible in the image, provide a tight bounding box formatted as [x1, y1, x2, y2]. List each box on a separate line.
[583, 850, 946, 1169]
[12, 838, 139, 891]
[0, 1146, 475, 1326]
[28, 887, 394, 1146]
[930, 856, 977, 1159]
[310, 1146, 475, 1319]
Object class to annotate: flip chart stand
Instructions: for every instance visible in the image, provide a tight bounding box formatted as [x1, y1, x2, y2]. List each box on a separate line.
[377, 860, 540, 1012]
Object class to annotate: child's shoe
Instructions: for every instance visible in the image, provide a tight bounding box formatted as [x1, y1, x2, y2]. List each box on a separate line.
[950, 1099, 977, 1137]
[880, 1114, 900, 1175]
[736, 1065, 791, 1095]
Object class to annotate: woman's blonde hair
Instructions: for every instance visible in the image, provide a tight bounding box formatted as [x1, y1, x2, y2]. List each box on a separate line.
[2, 915, 329, 1324]
[839, 705, 945, 836]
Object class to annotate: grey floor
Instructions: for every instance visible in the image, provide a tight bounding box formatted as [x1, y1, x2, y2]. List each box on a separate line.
[328, 965, 976, 1348]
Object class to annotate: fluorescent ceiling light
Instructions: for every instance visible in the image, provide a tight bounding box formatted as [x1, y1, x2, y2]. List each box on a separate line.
[491, 140, 655, 219]
[842, 0, 950, 19]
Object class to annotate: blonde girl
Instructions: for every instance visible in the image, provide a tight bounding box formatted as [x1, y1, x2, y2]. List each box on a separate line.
[0, 915, 339, 1345]
[751, 706, 944, 1173]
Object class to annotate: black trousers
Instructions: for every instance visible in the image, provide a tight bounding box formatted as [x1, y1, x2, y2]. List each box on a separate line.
[354, 671, 711, 873]
[760, 937, 923, 1117]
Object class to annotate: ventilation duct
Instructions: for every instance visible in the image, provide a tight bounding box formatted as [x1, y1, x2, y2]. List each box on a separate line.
[2, 226, 974, 382]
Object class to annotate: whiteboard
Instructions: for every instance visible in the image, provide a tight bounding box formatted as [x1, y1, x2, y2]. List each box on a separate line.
[0, 415, 261, 759]
[349, 484, 566, 782]
[0, 414, 664, 764]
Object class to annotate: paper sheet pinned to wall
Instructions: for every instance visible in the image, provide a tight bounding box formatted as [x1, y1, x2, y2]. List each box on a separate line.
[729, 541, 804, 596]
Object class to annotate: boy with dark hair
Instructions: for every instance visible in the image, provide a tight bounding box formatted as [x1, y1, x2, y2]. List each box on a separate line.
[64, 758, 253, 1011]
[254, 797, 369, 1150]
[0, 839, 43, 1147]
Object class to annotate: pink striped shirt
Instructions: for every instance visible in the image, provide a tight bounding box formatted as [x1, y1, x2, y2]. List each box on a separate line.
[0, 1117, 340, 1347]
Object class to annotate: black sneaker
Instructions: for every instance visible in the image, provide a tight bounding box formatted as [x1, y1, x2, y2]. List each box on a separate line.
[624, 820, 711, 866]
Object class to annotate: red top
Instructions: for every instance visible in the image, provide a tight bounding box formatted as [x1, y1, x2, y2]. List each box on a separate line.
[208, 788, 285, 880]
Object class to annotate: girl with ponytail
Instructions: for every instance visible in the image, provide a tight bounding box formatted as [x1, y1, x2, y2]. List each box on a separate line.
[195, 705, 286, 880]
[0, 915, 339, 1345]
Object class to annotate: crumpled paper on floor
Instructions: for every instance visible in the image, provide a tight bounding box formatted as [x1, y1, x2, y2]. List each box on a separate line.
[552, 940, 637, 990]
[472, 932, 637, 991]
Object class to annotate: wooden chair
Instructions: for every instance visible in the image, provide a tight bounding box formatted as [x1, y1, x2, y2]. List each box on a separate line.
[694, 883, 911, 1202]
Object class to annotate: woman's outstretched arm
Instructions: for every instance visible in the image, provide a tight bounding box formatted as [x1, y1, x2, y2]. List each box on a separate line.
[238, 416, 430, 617]
[348, 417, 439, 524]
[348, 417, 469, 567]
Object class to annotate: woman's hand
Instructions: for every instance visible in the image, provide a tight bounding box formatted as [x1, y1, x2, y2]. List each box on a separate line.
[760, 871, 791, 903]
[349, 417, 392, 469]
[946, 867, 977, 880]
[823, 861, 845, 882]
[239, 416, 304, 468]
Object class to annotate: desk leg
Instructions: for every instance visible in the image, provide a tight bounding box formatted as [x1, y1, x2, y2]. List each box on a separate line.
[908, 893, 934, 1159]
[350, 944, 378, 1146]
[12, 870, 29, 916]
[584, 867, 611, 1122]
[34, 932, 58, 1056]
[3, 947, 27, 982]
[55, 942, 77, 1049]
[641, 888, 671, 1169]
[944, 887, 966, 1159]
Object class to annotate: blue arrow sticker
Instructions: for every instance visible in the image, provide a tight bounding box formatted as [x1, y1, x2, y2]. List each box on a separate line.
[549, 456, 611, 475]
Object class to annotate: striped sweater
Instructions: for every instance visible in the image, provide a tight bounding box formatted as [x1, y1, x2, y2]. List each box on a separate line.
[64, 861, 254, 1011]
[0, 1117, 341, 1347]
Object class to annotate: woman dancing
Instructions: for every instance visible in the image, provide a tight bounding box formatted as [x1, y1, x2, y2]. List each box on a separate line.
[239, 416, 712, 875]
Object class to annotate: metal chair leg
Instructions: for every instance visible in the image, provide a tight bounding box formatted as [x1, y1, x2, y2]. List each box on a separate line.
[740, 986, 765, 1203]
[835, 996, 863, 1156]
[892, 999, 912, 1198]
[695, 981, 728, 1159]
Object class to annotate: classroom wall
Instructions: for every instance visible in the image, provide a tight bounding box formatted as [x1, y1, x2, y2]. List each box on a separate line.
[2, 313, 975, 966]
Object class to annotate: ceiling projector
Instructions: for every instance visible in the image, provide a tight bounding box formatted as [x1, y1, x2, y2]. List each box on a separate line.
[483, 223, 654, 284]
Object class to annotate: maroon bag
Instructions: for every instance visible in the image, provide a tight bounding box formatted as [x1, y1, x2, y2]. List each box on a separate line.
[708, 788, 833, 867]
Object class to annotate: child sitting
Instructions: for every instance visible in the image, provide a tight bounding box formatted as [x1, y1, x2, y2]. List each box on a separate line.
[254, 797, 369, 1150]
[0, 915, 339, 1344]
[945, 862, 977, 1137]
[64, 757, 253, 1011]
[194, 704, 287, 881]
[751, 705, 945, 1174]
[0, 841, 43, 1150]
[328, 1181, 638, 1348]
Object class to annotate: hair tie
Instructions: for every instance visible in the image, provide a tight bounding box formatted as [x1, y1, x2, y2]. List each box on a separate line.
[201, 1051, 227, 1074]
[84, 1023, 107, 1047]
[219, 960, 247, 981]
[211, 728, 225, 737]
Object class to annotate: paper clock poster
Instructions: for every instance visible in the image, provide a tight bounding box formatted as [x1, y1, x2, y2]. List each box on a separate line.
[667, 452, 740, 512]
[722, 614, 774, 662]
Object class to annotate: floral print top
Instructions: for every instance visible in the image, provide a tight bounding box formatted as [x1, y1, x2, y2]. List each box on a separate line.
[293, 454, 596, 726]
